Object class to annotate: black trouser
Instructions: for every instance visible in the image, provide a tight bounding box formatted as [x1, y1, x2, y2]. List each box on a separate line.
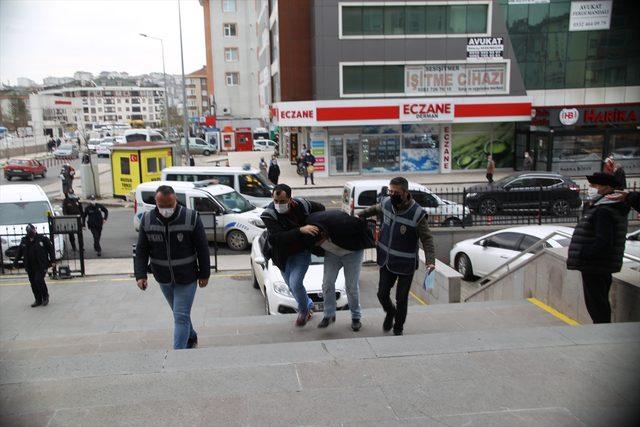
[89, 226, 102, 252]
[304, 172, 314, 185]
[69, 233, 77, 251]
[27, 269, 48, 303]
[377, 266, 415, 333]
[581, 271, 612, 324]
[486, 173, 494, 183]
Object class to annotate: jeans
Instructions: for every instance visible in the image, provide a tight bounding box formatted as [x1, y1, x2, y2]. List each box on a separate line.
[581, 271, 612, 324]
[159, 281, 198, 349]
[322, 250, 363, 320]
[282, 250, 313, 313]
[377, 266, 415, 333]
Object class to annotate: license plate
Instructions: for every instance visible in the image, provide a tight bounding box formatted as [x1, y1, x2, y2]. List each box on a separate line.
[313, 303, 324, 312]
[13, 169, 22, 173]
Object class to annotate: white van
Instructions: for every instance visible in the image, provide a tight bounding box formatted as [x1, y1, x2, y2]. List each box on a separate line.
[161, 166, 273, 208]
[133, 181, 265, 251]
[124, 129, 165, 143]
[342, 179, 471, 227]
[0, 184, 65, 263]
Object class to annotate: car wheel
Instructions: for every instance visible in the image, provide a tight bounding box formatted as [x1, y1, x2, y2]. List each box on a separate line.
[264, 294, 271, 315]
[5, 176, 11, 181]
[455, 253, 474, 281]
[202, 150, 211, 156]
[443, 217, 462, 227]
[226, 230, 248, 251]
[550, 199, 570, 217]
[252, 266, 260, 289]
[478, 198, 498, 216]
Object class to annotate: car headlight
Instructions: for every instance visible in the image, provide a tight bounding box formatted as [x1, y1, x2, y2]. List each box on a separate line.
[466, 193, 477, 198]
[249, 218, 265, 228]
[272, 281, 293, 297]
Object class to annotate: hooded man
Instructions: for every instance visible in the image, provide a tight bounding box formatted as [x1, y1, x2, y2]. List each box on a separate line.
[567, 172, 629, 323]
[13, 224, 55, 307]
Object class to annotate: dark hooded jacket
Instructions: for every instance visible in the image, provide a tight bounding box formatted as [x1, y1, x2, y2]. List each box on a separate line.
[306, 210, 375, 252]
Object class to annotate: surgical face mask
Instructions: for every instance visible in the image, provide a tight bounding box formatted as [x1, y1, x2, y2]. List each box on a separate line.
[274, 202, 289, 214]
[390, 193, 404, 208]
[158, 207, 175, 218]
[588, 187, 600, 199]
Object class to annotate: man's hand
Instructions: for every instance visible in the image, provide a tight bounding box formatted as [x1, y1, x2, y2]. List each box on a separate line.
[300, 224, 320, 236]
[137, 278, 148, 291]
[198, 278, 209, 288]
[606, 190, 628, 202]
[426, 264, 435, 273]
[103, 219, 107, 224]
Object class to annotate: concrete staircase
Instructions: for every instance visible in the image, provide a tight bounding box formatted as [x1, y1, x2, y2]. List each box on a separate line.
[2, 300, 639, 426]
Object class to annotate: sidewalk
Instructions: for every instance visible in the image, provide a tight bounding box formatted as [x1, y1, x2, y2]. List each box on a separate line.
[83, 254, 250, 276]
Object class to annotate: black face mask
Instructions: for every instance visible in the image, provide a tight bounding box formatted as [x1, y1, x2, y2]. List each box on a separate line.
[390, 194, 404, 208]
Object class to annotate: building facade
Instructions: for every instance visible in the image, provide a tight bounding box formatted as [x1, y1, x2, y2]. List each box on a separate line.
[185, 66, 211, 122]
[266, 0, 639, 177]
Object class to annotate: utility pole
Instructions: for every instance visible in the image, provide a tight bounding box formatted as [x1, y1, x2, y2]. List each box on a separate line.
[139, 34, 170, 140]
[178, 0, 190, 164]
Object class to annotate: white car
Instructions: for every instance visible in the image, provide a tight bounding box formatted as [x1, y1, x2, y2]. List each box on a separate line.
[624, 230, 640, 264]
[0, 184, 65, 264]
[96, 141, 114, 158]
[87, 138, 101, 152]
[133, 181, 265, 251]
[250, 232, 348, 315]
[342, 179, 471, 227]
[450, 225, 574, 280]
[253, 138, 277, 151]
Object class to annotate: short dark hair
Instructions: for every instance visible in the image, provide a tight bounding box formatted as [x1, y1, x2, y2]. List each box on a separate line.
[273, 183, 291, 198]
[156, 185, 176, 196]
[389, 177, 408, 191]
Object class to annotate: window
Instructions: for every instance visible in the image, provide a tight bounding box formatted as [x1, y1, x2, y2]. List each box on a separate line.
[225, 72, 239, 86]
[518, 235, 550, 252]
[485, 232, 522, 251]
[342, 65, 403, 95]
[342, 6, 362, 36]
[141, 191, 156, 205]
[384, 6, 404, 35]
[239, 174, 271, 197]
[224, 48, 239, 62]
[146, 157, 158, 173]
[222, 0, 235, 13]
[223, 23, 237, 37]
[357, 190, 377, 207]
[405, 6, 426, 35]
[362, 6, 383, 35]
[537, 178, 562, 188]
[120, 157, 130, 175]
[411, 191, 439, 208]
[192, 196, 220, 213]
[505, 178, 538, 189]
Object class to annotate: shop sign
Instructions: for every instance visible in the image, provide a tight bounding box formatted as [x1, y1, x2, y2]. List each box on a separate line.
[466, 37, 504, 60]
[401, 103, 454, 122]
[440, 125, 452, 173]
[584, 108, 637, 124]
[279, 109, 314, 120]
[405, 63, 508, 96]
[569, 1, 612, 32]
[310, 130, 328, 176]
[559, 108, 579, 126]
[130, 154, 138, 162]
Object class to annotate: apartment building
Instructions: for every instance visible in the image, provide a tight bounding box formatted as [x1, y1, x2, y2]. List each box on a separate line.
[185, 66, 211, 121]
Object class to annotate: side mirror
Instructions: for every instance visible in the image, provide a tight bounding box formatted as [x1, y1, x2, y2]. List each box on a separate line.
[481, 240, 489, 247]
[255, 256, 266, 266]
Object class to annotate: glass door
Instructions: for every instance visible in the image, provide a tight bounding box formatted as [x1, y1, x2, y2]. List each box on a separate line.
[329, 134, 360, 175]
[344, 134, 360, 174]
[533, 133, 550, 171]
[329, 135, 344, 175]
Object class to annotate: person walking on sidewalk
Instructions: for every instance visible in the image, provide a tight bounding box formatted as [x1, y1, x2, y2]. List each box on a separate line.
[359, 177, 435, 336]
[83, 196, 108, 257]
[13, 224, 55, 307]
[523, 150, 533, 171]
[268, 155, 280, 184]
[62, 189, 83, 252]
[60, 163, 76, 195]
[486, 154, 495, 183]
[259, 157, 268, 180]
[302, 149, 316, 185]
[306, 210, 375, 331]
[567, 173, 629, 324]
[134, 185, 210, 350]
[260, 184, 325, 327]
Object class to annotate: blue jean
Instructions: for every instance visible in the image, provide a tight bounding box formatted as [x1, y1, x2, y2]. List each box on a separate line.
[322, 250, 363, 320]
[159, 281, 198, 350]
[282, 250, 314, 313]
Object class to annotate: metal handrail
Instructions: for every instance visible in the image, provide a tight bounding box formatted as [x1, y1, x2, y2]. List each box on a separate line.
[464, 230, 640, 301]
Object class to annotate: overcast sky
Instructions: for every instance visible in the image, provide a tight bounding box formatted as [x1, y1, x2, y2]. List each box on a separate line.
[0, 0, 206, 85]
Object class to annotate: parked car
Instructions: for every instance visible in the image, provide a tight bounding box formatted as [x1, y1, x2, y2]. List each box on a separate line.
[53, 143, 80, 159]
[0, 184, 65, 264]
[342, 179, 471, 227]
[253, 138, 277, 151]
[250, 231, 348, 314]
[624, 229, 640, 264]
[87, 138, 102, 152]
[450, 225, 574, 280]
[96, 141, 114, 158]
[3, 158, 47, 181]
[180, 137, 215, 156]
[124, 129, 164, 143]
[133, 180, 265, 251]
[464, 173, 582, 216]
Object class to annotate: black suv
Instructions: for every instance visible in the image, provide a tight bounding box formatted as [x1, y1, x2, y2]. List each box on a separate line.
[465, 173, 582, 216]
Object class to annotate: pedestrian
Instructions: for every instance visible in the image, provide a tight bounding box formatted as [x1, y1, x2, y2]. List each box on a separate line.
[303, 149, 316, 185]
[47, 137, 56, 152]
[83, 195, 108, 257]
[189, 155, 195, 167]
[13, 224, 55, 307]
[268, 155, 280, 185]
[306, 210, 375, 331]
[55, 137, 62, 147]
[59, 163, 76, 195]
[260, 184, 325, 327]
[259, 157, 268, 180]
[486, 154, 495, 183]
[358, 177, 435, 336]
[134, 185, 210, 349]
[603, 156, 626, 190]
[523, 150, 533, 171]
[61, 190, 83, 252]
[567, 172, 629, 324]
[76, 136, 82, 148]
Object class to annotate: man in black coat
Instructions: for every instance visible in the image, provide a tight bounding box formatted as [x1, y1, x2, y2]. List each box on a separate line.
[260, 184, 324, 327]
[306, 210, 375, 331]
[13, 224, 55, 307]
[268, 155, 280, 184]
[567, 173, 629, 323]
[83, 196, 108, 256]
[62, 190, 83, 251]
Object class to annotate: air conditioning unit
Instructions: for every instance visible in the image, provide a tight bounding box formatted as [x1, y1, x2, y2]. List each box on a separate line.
[222, 107, 231, 115]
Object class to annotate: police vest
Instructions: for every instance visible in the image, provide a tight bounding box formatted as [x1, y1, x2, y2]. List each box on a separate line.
[377, 197, 426, 275]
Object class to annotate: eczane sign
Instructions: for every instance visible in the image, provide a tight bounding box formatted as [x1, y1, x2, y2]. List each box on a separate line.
[401, 103, 454, 122]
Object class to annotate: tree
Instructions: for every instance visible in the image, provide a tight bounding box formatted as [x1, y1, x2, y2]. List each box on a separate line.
[10, 97, 29, 130]
[163, 106, 183, 128]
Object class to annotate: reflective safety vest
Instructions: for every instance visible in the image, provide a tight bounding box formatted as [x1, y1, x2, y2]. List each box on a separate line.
[377, 197, 426, 275]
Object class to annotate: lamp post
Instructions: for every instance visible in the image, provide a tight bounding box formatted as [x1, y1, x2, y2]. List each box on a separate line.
[178, 0, 190, 163]
[139, 33, 170, 141]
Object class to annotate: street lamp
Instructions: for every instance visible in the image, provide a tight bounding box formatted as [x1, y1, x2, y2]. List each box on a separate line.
[177, 0, 190, 163]
[139, 33, 170, 141]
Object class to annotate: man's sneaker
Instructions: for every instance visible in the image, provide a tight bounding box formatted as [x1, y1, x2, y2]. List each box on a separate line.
[295, 311, 312, 327]
[351, 319, 362, 332]
[30, 301, 42, 308]
[97, 251, 102, 257]
[383, 311, 395, 332]
[187, 336, 198, 349]
[393, 329, 403, 336]
[317, 316, 336, 328]
[42, 297, 49, 306]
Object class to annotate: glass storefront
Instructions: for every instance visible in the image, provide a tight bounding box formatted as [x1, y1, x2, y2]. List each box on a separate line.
[451, 123, 515, 170]
[551, 135, 603, 175]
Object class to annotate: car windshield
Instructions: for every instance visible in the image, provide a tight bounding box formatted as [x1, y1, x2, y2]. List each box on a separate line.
[213, 191, 254, 213]
[59, 144, 73, 150]
[8, 159, 29, 165]
[553, 238, 571, 247]
[0, 201, 51, 225]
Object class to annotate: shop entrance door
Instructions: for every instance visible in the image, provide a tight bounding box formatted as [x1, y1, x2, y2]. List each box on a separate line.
[532, 133, 551, 171]
[329, 134, 360, 175]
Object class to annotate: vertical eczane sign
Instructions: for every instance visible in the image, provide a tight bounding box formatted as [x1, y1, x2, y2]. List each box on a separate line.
[440, 125, 452, 173]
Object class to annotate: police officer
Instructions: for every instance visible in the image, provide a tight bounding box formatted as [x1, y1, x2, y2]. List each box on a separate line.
[359, 177, 435, 336]
[62, 189, 83, 251]
[134, 185, 210, 350]
[60, 163, 76, 195]
[83, 195, 108, 256]
[13, 224, 55, 307]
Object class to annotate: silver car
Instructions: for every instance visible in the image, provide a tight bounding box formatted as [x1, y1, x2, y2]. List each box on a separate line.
[180, 137, 215, 156]
[53, 143, 79, 159]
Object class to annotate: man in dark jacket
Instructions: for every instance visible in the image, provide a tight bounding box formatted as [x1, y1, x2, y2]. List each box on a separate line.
[134, 185, 210, 349]
[260, 184, 324, 327]
[302, 150, 316, 185]
[359, 177, 435, 336]
[567, 173, 629, 324]
[62, 190, 83, 251]
[83, 196, 108, 256]
[13, 224, 55, 307]
[306, 210, 375, 331]
[268, 155, 280, 184]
